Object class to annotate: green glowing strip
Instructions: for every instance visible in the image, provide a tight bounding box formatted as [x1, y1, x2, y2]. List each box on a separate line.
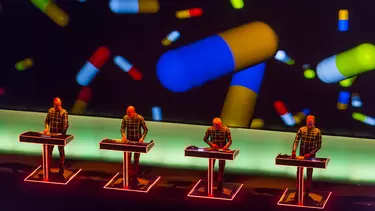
[1, 109, 375, 184]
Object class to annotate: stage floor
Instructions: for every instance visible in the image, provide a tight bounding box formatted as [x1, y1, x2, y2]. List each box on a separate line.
[0, 153, 374, 211]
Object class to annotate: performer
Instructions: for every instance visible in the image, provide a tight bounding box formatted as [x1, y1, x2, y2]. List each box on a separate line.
[44, 97, 69, 176]
[121, 106, 148, 186]
[203, 117, 232, 191]
[292, 115, 322, 195]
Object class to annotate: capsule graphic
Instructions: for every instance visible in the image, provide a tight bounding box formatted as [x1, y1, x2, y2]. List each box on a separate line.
[220, 63, 265, 127]
[162, 31, 180, 46]
[0, 88, 4, 96]
[109, 0, 159, 14]
[293, 108, 311, 124]
[316, 43, 375, 84]
[71, 87, 92, 114]
[353, 112, 375, 126]
[274, 50, 295, 65]
[250, 118, 264, 129]
[15, 58, 34, 71]
[351, 93, 363, 108]
[151, 106, 162, 121]
[273, 101, 295, 127]
[31, 0, 69, 27]
[114, 56, 143, 80]
[230, 0, 244, 9]
[339, 76, 357, 87]
[157, 21, 278, 92]
[337, 91, 350, 110]
[303, 64, 315, 79]
[338, 9, 348, 32]
[76, 46, 110, 86]
[175, 8, 203, 19]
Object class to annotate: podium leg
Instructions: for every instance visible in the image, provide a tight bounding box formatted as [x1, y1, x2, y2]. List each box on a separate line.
[42, 144, 49, 181]
[208, 159, 214, 196]
[123, 152, 130, 188]
[297, 166, 304, 205]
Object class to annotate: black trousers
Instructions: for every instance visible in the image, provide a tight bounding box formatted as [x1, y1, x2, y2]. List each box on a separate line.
[212, 160, 226, 182]
[47, 145, 65, 168]
[127, 152, 140, 179]
[296, 153, 315, 192]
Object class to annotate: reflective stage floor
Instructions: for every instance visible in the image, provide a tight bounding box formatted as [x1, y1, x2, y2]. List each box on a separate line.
[0, 153, 374, 211]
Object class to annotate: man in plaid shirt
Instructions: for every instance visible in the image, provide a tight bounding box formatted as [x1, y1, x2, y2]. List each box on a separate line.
[121, 106, 148, 185]
[203, 117, 232, 191]
[44, 97, 69, 175]
[292, 115, 322, 194]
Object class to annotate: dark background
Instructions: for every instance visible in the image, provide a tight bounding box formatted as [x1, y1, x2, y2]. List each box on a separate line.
[1, 0, 375, 138]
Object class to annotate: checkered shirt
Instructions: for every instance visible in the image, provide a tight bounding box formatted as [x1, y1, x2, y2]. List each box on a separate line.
[45, 108, 69, 134]
[120, 114, 148, 141]
[293, 126, 322, 156]
[203, 126, 232, 148]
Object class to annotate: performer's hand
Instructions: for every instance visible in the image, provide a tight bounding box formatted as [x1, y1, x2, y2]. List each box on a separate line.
[43, 129, 49, 135]
[297, 156, 304, 160]
[139, 138, 144, 143]
[304, 153, 311, 159]
[292, 151, 296, 159]
[211, 144, 219, 149]
[121, 137, 127, 142]
[222, 145, 228, 150]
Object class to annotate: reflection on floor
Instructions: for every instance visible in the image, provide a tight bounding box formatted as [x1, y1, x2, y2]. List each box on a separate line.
[0, 153, 374, 211]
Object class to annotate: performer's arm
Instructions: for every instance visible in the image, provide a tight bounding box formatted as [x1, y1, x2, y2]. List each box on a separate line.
[44, 110, 50, 130]
[62, 111, 69, 135]
[203, 129, 212, 147]
[224, 128, 232, 149]
[309, 130, 322, 155]
[292, 128, 301, 158]
[293, 128, 302, 152]
[120, 118, 126, 139]
[140, 117, 148, 140]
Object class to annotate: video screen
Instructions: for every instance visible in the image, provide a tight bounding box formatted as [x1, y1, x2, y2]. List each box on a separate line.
[0, 0, 374, 138]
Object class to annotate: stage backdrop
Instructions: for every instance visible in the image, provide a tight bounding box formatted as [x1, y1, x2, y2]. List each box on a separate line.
[1, 0, 375, 138]
[1, 109, 375, 184]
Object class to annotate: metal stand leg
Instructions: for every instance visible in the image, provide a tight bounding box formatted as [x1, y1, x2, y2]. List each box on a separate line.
[208, 159, 214, 196]
[123, 152, 130, 188]
[297, 167, 304, 205]
[42, 144, 49, 181]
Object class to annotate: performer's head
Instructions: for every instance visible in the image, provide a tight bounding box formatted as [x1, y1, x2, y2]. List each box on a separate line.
[53, 97, 62, 111]
[127, 106, 136, 118]
[306, 115, 315, 128]
[212, 117, 222, 130]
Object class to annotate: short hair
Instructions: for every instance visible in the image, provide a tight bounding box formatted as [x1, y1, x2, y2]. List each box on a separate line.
[53, 97, 61, 104]
[306, 115, 315, 122]
[127, 106, 135, 112]
[212, 117, 222, 125]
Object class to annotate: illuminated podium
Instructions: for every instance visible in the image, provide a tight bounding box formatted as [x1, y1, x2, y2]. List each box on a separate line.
[275, 153, 332, 209]
[19, 131, 82, 185]
[99, 138, 160, 193]
[185, 145, 243, 200]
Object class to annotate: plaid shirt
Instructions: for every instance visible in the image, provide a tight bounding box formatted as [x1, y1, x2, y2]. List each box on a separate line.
[293, 126, 322, 156]
[45, 108, 69, 134]
[120, 114, 148, 141]
[203, 126, 232, 148]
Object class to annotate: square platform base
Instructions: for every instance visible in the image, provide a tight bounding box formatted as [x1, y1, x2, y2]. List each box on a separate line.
[187, 179, 243, 201]
[277, 188, 332, 209]
[103, 172, 161, 193]
[24, 165, 82, 185]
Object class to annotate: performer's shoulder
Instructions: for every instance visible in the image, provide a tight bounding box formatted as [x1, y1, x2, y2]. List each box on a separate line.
[137, 114, 144, 120]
